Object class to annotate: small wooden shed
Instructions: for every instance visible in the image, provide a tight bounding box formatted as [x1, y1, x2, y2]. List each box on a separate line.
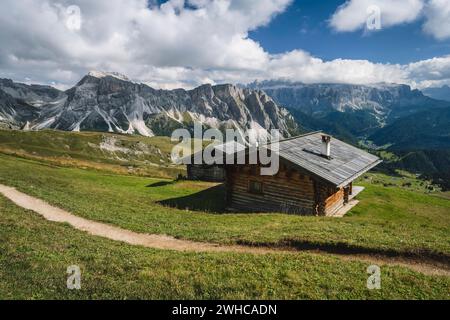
[224, 132, 381, 216]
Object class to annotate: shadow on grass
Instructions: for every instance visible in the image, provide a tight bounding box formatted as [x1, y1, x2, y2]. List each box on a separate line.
[159, 184, 227, 213]
[146, 181, 175, 188]
[237, 238, 450, 266]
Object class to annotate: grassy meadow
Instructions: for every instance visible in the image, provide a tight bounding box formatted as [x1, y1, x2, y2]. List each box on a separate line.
[1, 195, 449, 299]
[0, 153, 448, 259]
[0, 129, 449, 299]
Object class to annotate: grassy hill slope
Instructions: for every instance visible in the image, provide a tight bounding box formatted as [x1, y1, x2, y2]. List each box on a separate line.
[0, 129, 183, 178]
[0, 130, 448, 299]
[0, 153, 448, 260]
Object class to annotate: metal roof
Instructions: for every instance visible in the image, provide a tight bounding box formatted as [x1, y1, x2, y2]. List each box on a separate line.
[182, 132, 381, 187]
[265, 132, 382, 187]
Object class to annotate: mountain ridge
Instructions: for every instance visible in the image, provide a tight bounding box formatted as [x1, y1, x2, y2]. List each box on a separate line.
[245, 80, 448, 125]
[0, 73, 299, 138]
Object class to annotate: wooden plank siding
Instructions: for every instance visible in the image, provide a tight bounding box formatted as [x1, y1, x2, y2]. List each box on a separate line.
[225, 162, 347, 216]
[187, 164, 225, 182]
[324, 186, 345, 216]
[226, 163, 316, 215]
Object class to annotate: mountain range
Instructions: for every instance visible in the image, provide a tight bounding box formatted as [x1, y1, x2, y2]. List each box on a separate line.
[246, 80, 446, 120]
[246, 80, 449, 141]
[2, 74, 449, 144]
[0, 72, 299, 138]
[244, 80, 450, 189]
[370, 107, 450, 151]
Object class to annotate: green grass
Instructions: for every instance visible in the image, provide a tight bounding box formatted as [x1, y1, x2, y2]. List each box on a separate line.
[0, 129, 183, 178]
[360, 170, 442, 193]
[1, 195, 449, 299]
[0, 129, 449, 300]
[0, 153, 449, 260]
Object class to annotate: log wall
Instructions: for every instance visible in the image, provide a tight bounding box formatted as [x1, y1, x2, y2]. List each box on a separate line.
[187, 164, 225, 182]
[313, 180, 345, 216]
[226, 163, 347, 216]
[226, 163, 316, 215]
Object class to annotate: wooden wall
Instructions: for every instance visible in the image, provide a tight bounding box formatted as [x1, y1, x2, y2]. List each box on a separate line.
[226, 163, 347, 216]
[226, 163, 316, 215]
[187, 164, 225, 182]
[313, 181, 346, 216]
[323, 186, 345, 216]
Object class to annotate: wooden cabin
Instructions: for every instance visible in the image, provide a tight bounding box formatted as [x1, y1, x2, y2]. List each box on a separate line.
[224, 132, 381, 216]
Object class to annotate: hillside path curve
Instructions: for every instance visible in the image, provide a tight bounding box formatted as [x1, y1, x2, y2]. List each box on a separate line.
[0, 183, 448, 277]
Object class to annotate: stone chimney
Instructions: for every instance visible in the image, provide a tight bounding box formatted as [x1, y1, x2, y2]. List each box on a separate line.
[321, 135, 331, 159]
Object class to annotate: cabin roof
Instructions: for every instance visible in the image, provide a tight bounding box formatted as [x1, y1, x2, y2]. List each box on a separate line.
[181, 140, 246, 164]
[183, 132, 381, 188]
[264, 132, 382, 187]
[213, 140, 246, 155]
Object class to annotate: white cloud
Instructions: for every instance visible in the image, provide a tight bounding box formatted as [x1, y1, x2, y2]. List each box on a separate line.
[265, 50, 408, 85]
[406, 55, 450, 87]
[0, 0, 293, 88]
[330, 0, 424, 32]
[330, 0, 450, 41]
[0, 0, 449, 90]
[423, 0, 450, 40]
[131, 51, 450, 90]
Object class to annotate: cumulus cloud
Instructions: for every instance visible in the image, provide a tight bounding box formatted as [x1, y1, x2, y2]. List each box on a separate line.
[407, 55, 450, 87]
[0, 0, 449, 90]
[264, 50, 408, 84]
[330, 0, 424, 32]
[0, 0, 289, 86]
[423, 0, 450, 40]
[329, 0, 450, 41]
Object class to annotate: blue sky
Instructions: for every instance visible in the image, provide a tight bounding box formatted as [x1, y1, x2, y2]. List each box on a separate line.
[249, 0, 450, 64]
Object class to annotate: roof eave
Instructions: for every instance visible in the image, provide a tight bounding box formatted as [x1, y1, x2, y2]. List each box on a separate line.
[335, 159, 383, 188]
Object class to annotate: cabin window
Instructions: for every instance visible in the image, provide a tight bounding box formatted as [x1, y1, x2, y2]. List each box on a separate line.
[249, 180, 263, 194]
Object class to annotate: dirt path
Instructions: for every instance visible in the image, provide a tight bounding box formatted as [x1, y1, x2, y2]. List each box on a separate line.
[0, 184, 449, 277]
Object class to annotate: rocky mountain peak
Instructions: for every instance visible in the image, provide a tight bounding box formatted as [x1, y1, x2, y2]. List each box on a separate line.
[0, 74, 300, 138]
[87, 71, 130, 82]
